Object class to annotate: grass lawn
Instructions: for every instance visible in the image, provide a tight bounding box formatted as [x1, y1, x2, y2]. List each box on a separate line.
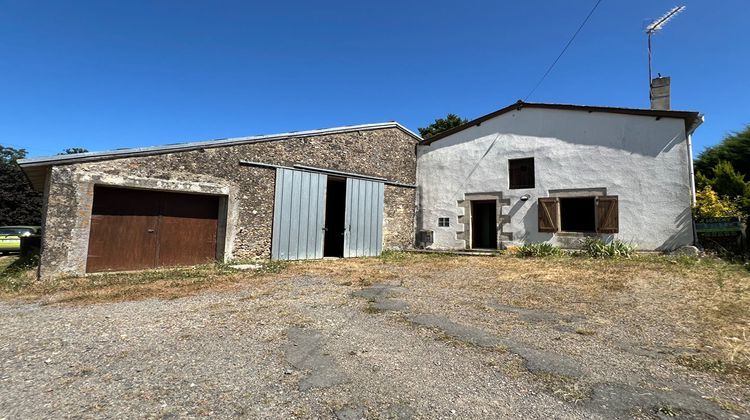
[0, 255, 18, 273]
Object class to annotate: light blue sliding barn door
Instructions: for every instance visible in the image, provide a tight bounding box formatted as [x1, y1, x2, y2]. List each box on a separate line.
[343, 178, 384, 257]
[271, 168, 327, 260]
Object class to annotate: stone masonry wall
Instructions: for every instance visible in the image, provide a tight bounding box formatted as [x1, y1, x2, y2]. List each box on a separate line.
[39, 127, 417, 279]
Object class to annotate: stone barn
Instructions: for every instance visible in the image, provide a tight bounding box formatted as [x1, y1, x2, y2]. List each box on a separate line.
[19, 123, 419, 279]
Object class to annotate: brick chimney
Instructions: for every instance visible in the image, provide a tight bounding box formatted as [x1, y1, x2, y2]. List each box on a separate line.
[650, 76, 671, 110]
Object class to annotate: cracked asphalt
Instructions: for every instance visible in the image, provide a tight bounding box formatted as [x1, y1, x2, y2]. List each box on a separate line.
[1, 255, 748, 419]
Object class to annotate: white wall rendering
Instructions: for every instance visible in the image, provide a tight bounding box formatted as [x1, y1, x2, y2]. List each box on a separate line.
[417, 107, 695, 251]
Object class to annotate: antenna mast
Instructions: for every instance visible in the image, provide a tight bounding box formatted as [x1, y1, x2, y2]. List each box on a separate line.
[645, 6, 685, 95]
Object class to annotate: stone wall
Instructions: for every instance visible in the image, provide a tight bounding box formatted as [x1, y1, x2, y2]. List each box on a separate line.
[39, 127, 417, 279]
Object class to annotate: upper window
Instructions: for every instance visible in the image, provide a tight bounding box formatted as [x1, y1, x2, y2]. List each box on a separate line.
[509, 158, 535, 189]
[438, 217, 450, 227]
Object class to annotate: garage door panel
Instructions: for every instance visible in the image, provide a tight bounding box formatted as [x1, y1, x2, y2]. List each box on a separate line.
[271, 168, 327, 261]
[158, 193, 219, 266]
[90, 187, 161, 216]
[344, 179, 384, 258]
[86, 214, 159, 273]
[87, 186, 220, 273]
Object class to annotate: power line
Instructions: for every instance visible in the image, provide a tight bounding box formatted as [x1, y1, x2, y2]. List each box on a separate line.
[524, 0, 604, 101]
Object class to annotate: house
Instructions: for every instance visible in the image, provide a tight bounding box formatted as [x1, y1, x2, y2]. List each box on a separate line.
[19, 123, 419, 279]
[416, 101, 702, 251]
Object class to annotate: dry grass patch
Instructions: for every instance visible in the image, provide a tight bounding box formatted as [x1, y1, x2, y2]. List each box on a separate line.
[0, 261, 292, 304]
[536, 372, 590, 403]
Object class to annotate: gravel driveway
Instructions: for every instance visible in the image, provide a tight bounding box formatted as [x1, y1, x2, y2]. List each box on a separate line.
[1, 255, 748, 419]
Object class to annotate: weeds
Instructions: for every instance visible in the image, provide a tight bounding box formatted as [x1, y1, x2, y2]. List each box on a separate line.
[517, 243, 563, 257]
[703, 396, 745, 413]
[676, 354, 750, 382]
[655, 404, 677, 417]
[0, 254, 38, 292]
[379, 250, 407, 263]
[257, 259, 288, 274]
[536, 372, 590, 403]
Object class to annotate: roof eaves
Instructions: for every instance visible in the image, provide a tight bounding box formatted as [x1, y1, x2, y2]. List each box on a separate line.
[420, 100, 702, 145]
[18, 122, 421, 168]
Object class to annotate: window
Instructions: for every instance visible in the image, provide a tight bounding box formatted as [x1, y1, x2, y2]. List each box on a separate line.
[438, 217, 450, 227]
[509, 158, 534, 189]
[537, 196, 619, 233]
[560, 197, 596, 232]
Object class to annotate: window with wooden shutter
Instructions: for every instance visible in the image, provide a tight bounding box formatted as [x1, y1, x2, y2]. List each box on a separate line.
[537, 197, 560, 232]
[596, 196, 619, 233]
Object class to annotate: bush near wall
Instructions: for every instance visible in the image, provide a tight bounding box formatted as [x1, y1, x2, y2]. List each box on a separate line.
[579, 237, 637, 259]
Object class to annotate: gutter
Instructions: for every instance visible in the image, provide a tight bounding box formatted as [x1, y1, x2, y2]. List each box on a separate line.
[239, 160, 416, 188]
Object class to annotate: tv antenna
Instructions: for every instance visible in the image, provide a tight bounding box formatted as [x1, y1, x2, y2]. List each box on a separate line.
[645, 6, 685, 89]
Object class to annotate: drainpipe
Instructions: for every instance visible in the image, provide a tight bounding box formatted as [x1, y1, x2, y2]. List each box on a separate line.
[686, 115, 704, 247]
[686, 132, 696, 205]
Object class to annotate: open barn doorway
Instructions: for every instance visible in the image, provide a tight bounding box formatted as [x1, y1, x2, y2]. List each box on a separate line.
[324, 177, 347, 257]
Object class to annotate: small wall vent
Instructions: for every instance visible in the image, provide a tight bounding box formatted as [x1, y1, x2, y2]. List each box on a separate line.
[416, 230, 434, 248]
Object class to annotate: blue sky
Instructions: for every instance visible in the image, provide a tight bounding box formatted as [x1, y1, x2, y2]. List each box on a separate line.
[1, 0, 747, 158]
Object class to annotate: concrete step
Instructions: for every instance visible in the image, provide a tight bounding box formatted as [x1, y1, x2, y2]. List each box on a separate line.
[405, 248, 501, 257]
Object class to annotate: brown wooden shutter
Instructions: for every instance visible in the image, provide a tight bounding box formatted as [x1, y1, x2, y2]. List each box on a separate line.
[596, 196, 619, 233]
[537, 197, 559, 232]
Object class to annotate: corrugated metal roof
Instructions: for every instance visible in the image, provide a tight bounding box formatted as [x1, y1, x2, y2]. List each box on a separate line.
[17, 122, 421, 168]
[420, 101, 703, 144]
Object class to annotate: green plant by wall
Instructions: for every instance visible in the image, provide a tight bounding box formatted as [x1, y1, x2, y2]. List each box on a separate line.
[580, 237, 637, 258]
[517, 243, 562, 257]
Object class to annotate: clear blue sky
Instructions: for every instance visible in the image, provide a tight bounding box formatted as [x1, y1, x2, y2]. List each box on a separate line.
[1, 0, 747, 158]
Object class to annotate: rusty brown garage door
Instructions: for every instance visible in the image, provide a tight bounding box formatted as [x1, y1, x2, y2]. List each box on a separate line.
[86, 186, 220, 273]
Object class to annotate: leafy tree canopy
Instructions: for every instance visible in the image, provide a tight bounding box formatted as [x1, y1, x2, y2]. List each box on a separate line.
[1, 146, 26, 164]
[711, 161, 749, 199]
[58, 147, 89, 155]
[695, 125, 750, 180]
[0, 145, 42, 226]
[418, 114, 468, 139]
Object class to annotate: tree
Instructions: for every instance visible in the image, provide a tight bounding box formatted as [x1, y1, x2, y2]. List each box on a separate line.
[418, 114, 468, 139]
[58, 147, 88, 155]
[695, 125, 750, 180]
[711, 161, 750, 199]
[0, 146, 42, 226]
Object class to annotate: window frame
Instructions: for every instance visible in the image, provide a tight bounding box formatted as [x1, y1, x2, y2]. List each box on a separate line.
[558, 196, 597, 234]
[508, 157, 535, 190]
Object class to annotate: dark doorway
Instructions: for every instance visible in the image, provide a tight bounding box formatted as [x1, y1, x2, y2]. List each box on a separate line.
[559, 197, 596, 232]
[323, 177, 347, 257]
[471, 200, 497, 249]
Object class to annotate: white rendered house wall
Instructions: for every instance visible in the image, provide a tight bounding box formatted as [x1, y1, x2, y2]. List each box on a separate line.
[416, 107, 693, 251]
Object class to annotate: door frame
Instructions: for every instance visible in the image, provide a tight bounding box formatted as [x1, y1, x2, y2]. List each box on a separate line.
[82, 181, 235, 271]
[85, 185, 225, 273]
[470, 199, 498, 249]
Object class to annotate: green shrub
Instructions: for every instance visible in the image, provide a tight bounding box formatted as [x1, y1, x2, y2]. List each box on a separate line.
[517, 243, 562, 257]
[580, 237, 637, 258]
